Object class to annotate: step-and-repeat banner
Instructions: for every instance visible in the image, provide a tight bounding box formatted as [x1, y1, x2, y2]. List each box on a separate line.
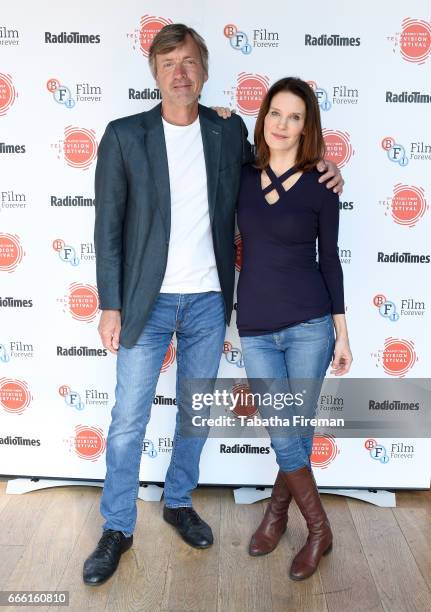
[1, 1, 430, 488]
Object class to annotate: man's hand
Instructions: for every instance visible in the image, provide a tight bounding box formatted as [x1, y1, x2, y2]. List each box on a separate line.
[98, 310, 121, 354]
[211, 106, 234, 119]
[317, 159, 344, 195]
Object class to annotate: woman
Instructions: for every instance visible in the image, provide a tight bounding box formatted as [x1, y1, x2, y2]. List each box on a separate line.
[236, 77, 353, 580]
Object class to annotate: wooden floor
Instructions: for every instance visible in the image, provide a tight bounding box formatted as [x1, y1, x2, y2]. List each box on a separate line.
[0, 481, 430, 612]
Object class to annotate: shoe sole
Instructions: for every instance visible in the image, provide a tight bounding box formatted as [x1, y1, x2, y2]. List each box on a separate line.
[163, 515, 213, 549]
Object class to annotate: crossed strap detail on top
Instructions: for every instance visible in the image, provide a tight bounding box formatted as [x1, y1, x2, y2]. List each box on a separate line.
[262, 165, 300, 199]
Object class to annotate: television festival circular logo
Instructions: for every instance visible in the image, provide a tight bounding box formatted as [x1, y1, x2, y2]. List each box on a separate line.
[399, 18, 431, 64]
[322, 130, 354, 168]
[161, 340, 176, 372]
[0, 234, 24, 273]
[63, 126, 98, 170]
[234, 233, 243, 272]
[68, 283, 99, 322]
[310, 434, 339, 469]
[382, 338, 417, 377]
[139, 15, 173, 57]
[230, 383, 258, 419]
[391, 184, 427, 227]
[236, 73, 269, 116]
[0, 73, 17, 116]
[0, 378, 32, 414]
[74, 425, 106, 461]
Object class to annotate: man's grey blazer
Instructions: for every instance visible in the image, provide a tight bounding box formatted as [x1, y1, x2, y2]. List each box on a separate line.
[94, 103, 252, 348]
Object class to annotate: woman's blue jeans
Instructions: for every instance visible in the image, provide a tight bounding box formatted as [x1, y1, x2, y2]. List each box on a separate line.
[240, 315, 335, 473]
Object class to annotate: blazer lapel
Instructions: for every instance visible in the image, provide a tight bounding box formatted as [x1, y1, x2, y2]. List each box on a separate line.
[141, 104, 171, 239]
[199, 105, 222, 224]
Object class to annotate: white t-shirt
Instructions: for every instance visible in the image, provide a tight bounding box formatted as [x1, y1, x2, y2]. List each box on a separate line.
[160, 116, 221, 293]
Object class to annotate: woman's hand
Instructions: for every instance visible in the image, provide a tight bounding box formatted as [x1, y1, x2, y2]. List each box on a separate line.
[330, 336, 352, 376]
[316, 159, 344, 195]
[211, 106, 233, 119]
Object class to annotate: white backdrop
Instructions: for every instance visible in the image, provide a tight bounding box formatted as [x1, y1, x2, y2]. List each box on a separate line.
[1, 1, 430, 488]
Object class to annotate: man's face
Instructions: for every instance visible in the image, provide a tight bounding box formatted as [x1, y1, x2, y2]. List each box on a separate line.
[155, 34, 207, 107]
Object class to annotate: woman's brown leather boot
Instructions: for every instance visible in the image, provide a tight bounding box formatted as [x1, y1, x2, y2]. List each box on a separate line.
[282, 466, 332, 580]
[248, 471, 293, 556]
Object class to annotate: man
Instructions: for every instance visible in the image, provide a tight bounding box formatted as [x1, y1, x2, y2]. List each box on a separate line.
[83, 23, 343, 586]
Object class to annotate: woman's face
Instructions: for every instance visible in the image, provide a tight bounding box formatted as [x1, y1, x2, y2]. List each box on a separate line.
[263, 91, 306, 155]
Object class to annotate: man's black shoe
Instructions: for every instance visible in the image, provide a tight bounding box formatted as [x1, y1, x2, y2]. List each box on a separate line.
[163, 506, 213, 549]
[83, 529, 133, 586]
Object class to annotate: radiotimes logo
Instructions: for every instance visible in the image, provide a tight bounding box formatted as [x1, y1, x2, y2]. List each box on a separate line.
[310, 434, 339, 469]
[220, 443, 270, 454]
[58, 283, 99, 322]
[386, 90, 431, 104]
[223, 23, 280, 54]
[52, 238, 95, 266]
[373, 294, 425, 322]
[129, 87, 161, 101]
[0, 340, 33, 362]
[372, 338, 418, 377]
[46, 78, 102, 108]
[127, 15, 173, 57]
[234, 233, 243, 272]
[1, 190, 27, 212]
[0, 378, 32, 415]
[44, 32, 101, 44]
[66, 425, 106, 461]
[305, 33, 360, 47]
[161, 340, 176, 373]
[58, 384, 109, 411]
[0, 73, 17, 116]
[340, 200, 354, 211]
[142, 438, 158, 458]
[57, 345, 107, 357]
[388, 18, 431, 65]
[0, 233, 24, 272]
[0, 435, 40, 447]
[153, 394, 176, 406]
[377, 251, 430, 264]
[223, 341, 244, 368]
[224, 73, 269, 117]
[52, 127, 98, 170]
[308, 81, 359, 110]
[0, 296, 33, 308]
[51, 194, 94, 208]
[322, 130, 354, 167]
[0, 142, 25, 154]
[364, 438, 415, 463]
[379, 184, 427, 227]
[382, 136, 431, 164]
[0, 26, 20, 46]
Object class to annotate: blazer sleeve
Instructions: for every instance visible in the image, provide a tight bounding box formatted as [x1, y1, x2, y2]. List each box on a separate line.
[94, 122, 127, 310]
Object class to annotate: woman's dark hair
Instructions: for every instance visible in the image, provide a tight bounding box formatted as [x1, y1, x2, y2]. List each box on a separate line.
[254, 77, 325, 171]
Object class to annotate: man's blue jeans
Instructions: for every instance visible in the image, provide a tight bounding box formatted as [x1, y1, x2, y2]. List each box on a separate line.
[100, 291, 226, 536]
[240, 314, 335, 473]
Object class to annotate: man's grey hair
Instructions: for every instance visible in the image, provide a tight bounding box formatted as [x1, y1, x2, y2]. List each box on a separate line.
[148, 23, 209, 77]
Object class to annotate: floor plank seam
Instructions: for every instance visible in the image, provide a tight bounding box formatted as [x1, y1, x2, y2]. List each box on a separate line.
[391, 508, 431, 595]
